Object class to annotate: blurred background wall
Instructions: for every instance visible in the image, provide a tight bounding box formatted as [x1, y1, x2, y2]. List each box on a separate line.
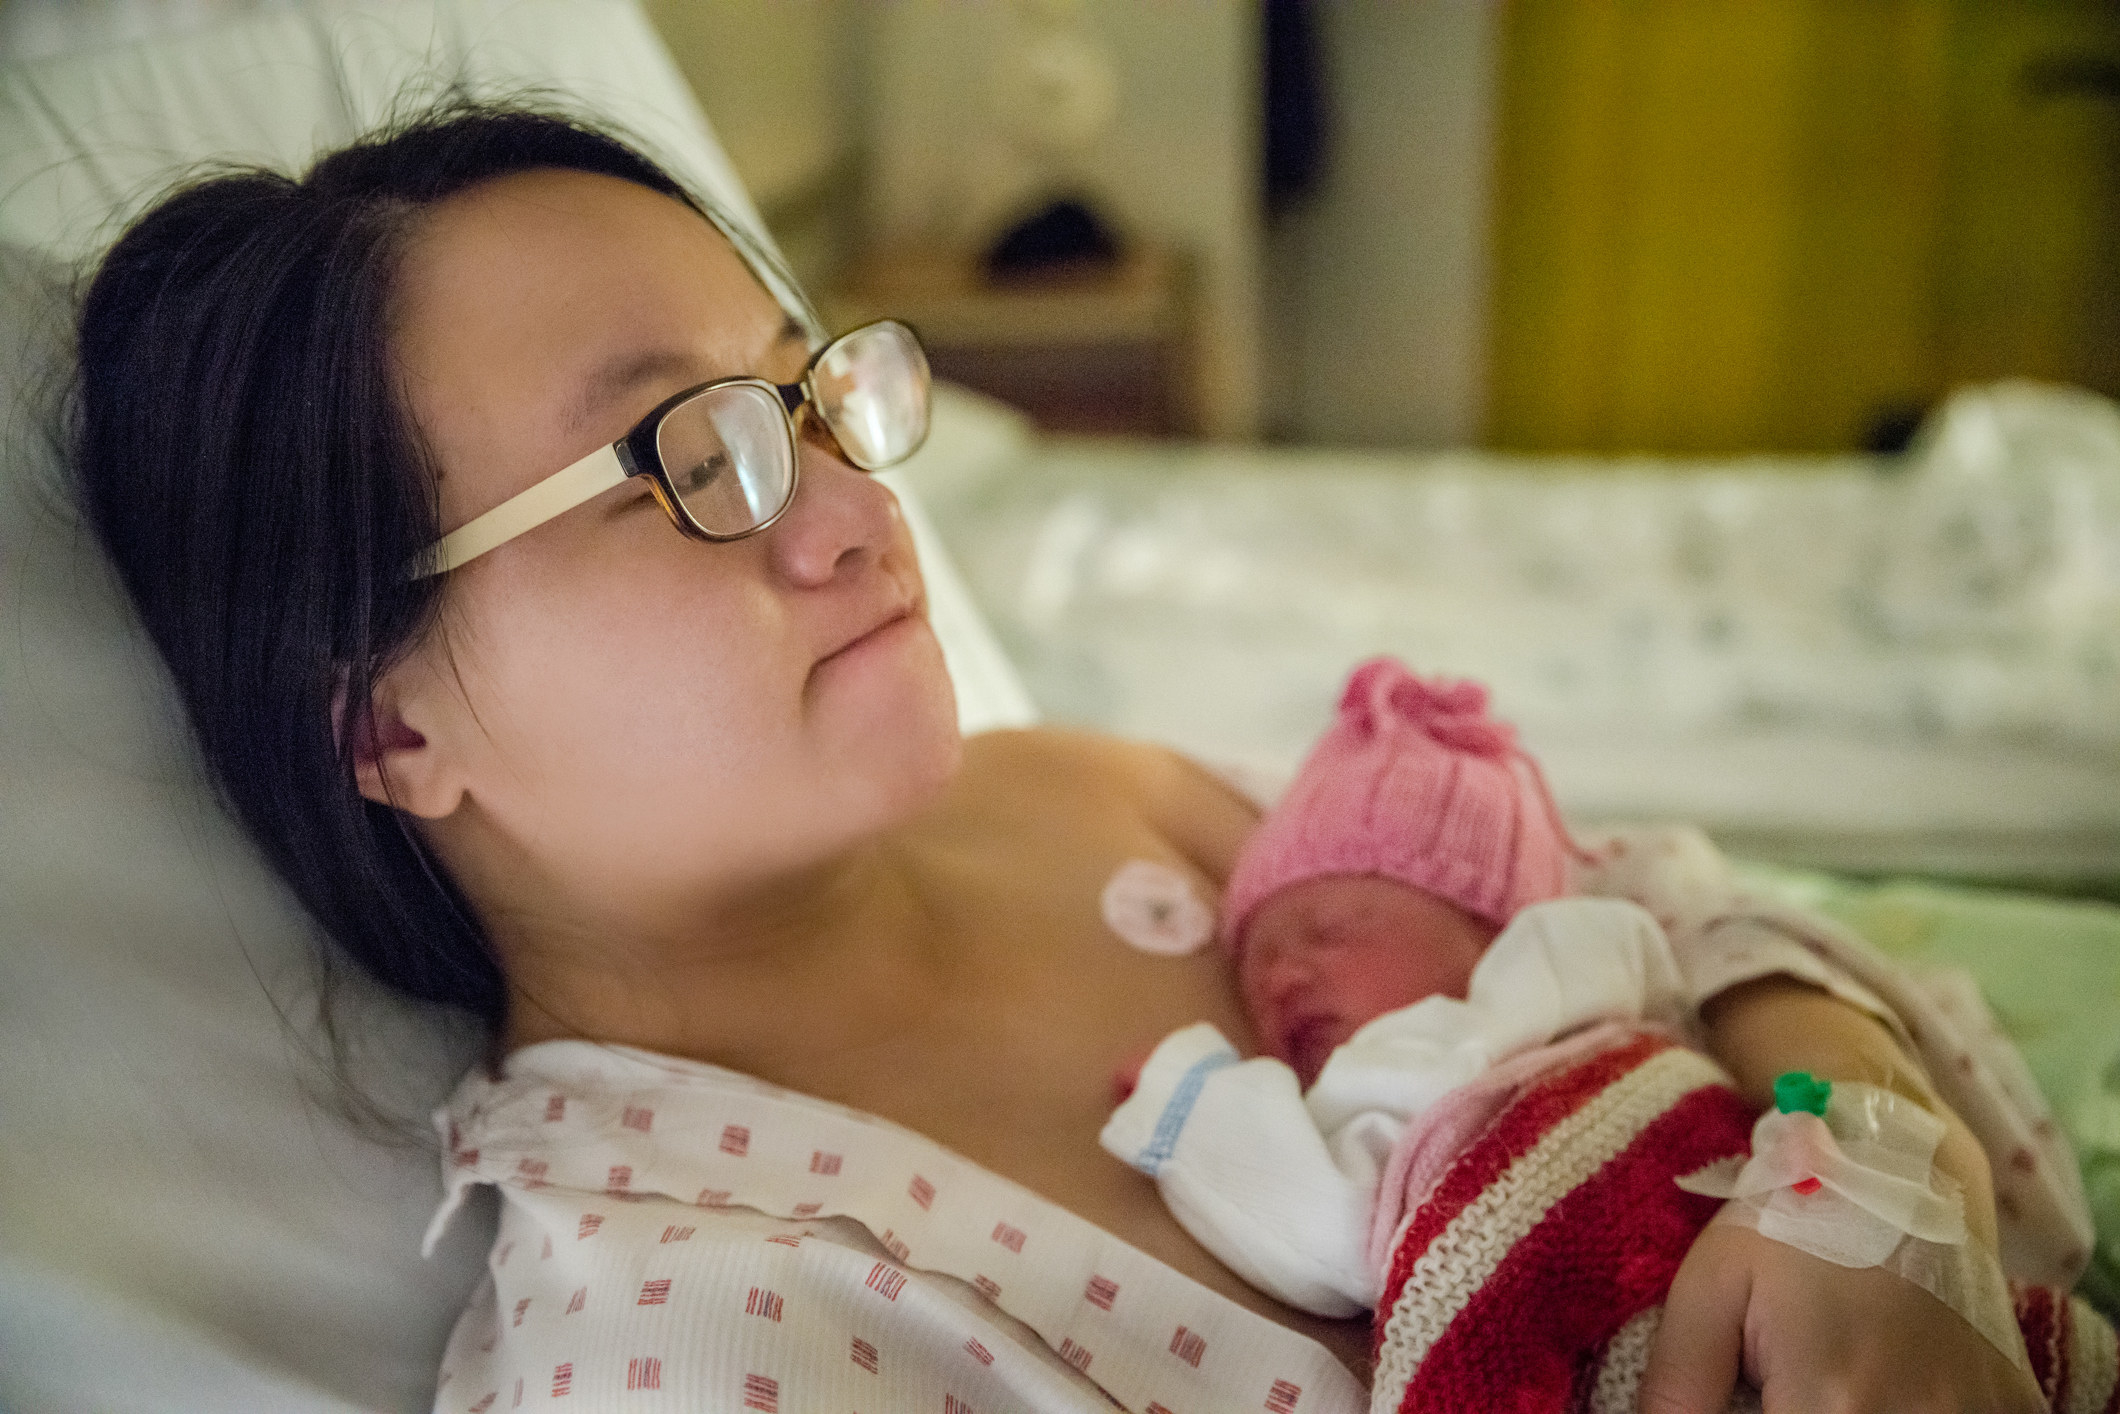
[1261, 1, 1496, 447]
[647, 0, 2120, 456]
[9, 0, 2111, 454]
[647, 0, 1267, 438]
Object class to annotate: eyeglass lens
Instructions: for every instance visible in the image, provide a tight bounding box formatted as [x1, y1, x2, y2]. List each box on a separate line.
[655, 381, 793, 536]
[652, 322, 930, 538]
[811, 322, 930, 470]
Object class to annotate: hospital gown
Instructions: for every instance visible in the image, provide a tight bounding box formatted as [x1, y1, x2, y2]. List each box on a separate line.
[426, 1042, 1366, 1414]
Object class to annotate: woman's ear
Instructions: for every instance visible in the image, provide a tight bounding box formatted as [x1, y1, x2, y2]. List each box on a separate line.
[340, 662, 468, 820]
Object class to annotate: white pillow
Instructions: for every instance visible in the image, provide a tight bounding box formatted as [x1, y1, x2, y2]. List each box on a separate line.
[0, 5, 1032, 1411]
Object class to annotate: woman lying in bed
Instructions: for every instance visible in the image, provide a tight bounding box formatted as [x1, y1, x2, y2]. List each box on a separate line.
[71, 105, 2049, 1413]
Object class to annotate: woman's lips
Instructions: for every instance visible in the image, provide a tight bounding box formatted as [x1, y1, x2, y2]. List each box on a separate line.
[814, 602, 920, 674]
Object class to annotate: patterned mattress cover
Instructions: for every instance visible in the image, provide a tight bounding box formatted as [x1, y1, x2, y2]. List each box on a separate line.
[918, 381, 2120, 883]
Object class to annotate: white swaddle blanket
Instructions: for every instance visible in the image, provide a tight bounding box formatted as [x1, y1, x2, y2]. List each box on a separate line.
[1102, 897, 1691, 1316]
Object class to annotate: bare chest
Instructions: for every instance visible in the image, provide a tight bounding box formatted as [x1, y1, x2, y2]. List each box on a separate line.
[766, 842, 1373, 1377]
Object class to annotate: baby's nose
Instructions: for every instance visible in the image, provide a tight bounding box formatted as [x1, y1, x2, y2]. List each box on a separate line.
[1250, 943, 1317, 1003]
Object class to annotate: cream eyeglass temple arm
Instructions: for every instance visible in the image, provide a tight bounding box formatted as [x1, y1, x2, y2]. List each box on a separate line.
[420, 443, 630, 577]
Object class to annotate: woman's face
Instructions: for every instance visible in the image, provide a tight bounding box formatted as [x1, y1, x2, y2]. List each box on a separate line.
[378, 168, 959, 922]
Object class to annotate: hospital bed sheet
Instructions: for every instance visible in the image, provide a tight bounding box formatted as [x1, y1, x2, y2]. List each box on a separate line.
[918, 384, 2120, 885]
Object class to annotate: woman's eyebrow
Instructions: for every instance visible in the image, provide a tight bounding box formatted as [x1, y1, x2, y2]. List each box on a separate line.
[564, 319, 809, 436]
[565, 348, 695, 435]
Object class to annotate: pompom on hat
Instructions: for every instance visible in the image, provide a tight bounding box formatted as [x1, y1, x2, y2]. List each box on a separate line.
[1222, 657, 1580, 954]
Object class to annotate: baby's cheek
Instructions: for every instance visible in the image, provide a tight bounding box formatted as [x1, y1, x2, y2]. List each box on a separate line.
[1232, 949, 1293, 1045]
[1341, 935, 1476, 1013]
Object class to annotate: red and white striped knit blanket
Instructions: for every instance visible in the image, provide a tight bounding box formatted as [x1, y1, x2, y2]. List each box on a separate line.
[1368, 1030, 2117, 1414]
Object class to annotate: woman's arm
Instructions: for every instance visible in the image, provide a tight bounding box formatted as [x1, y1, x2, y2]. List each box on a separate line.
[1694, 975, 1999, 1252]
[1641, 975, 2041, 1414]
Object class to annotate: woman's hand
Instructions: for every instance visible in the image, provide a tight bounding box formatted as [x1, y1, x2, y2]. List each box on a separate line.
[1640, 1222, 2043, 1414]
[1644, 973, 2043, 1413]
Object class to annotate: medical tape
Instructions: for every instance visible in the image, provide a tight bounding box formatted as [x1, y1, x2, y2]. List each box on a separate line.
[1676, 1074, 2026, 1370]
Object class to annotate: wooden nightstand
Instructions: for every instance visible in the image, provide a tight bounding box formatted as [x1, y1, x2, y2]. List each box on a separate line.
[825, 246, 1196, 436]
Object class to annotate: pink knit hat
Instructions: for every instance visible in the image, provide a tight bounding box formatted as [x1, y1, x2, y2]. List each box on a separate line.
[1222, 657, 1577, 954]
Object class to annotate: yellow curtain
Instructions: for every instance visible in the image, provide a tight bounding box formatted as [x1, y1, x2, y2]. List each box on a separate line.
[1487, 0, 2120, 454]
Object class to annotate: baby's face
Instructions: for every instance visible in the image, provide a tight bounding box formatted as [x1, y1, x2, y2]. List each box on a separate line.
[1237, 875, 1498, 1088]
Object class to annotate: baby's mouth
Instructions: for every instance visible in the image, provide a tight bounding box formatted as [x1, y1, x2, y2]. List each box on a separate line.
[1280, 1015, 1341, 1090]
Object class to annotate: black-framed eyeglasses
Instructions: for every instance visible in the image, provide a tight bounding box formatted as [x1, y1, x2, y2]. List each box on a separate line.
[417, 319, 931, 577]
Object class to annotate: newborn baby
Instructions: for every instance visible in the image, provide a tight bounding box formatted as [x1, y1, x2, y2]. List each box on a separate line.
[1221, 663, 1600, 1093]
[1101, 657, 1710, 1319]
[1102, 659, 2110, 1413]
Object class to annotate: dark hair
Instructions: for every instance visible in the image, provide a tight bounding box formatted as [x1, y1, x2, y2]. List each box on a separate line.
[71, 101, 781, 1031]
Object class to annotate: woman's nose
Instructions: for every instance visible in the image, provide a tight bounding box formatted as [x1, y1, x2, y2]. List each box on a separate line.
[764, 441, 905, 588]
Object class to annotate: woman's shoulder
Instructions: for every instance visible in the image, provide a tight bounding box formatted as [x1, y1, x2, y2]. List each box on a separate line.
[958, 724, 1196, 787]
[946, 728, 1261, 882]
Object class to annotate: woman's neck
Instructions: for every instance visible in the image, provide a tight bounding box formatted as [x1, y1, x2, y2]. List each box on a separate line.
[492, 838, 951, 1075]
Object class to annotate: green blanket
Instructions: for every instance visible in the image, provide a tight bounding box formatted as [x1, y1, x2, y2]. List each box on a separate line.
[1738, 864, 2120, 1314]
